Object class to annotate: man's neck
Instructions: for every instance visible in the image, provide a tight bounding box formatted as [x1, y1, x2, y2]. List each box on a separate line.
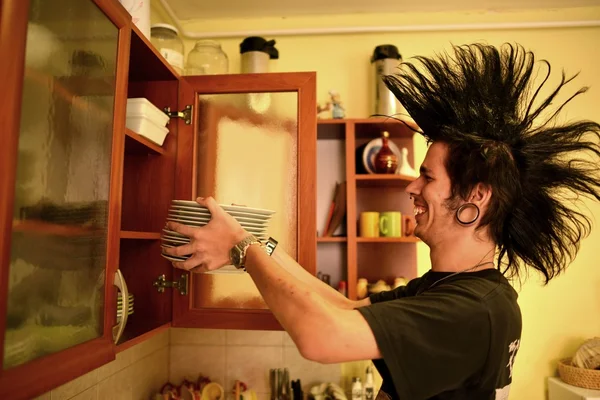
[429, 234, 496, 273]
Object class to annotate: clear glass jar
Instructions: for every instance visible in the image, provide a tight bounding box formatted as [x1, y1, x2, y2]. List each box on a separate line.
[150, 24, 184, 75]
[185, 40, 228, 75]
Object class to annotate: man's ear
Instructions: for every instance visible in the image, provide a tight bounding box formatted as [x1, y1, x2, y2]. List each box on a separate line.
[470, 182, 493, 207]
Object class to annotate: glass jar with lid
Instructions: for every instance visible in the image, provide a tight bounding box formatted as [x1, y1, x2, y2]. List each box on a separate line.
[185, 40, 228, 75]
[150, 23, 184, 75]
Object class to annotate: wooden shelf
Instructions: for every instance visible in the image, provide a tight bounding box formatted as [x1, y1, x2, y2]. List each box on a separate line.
[317, 237, 347, 243]
[355, 174, 416, 187]
[120, 230, 161, 239]
[12, 220, 101, 236]
[116, 322, 171, 353]
[128, 25, 179, 82]
[357, 237, 420, 243]
[125, 128, 165, 155]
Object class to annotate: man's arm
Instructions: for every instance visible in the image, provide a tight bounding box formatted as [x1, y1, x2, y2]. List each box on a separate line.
[245, 244, 381, 363]
[268, 243, 371, 310]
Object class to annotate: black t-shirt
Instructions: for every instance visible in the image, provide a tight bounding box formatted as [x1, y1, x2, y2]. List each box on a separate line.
[357, 268, 522, 400]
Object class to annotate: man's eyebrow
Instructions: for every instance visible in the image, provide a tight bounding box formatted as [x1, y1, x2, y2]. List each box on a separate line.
[420, 165, 432, 174]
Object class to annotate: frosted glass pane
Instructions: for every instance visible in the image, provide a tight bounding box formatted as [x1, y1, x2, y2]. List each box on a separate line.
[193, 92, 298, 310]
[3, 0, 118, 368]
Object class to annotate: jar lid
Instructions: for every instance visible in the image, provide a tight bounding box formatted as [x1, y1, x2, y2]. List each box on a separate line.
[151, 23, 179, 35]
[371, 44, 401, 62]
[194, 39, 221, 48]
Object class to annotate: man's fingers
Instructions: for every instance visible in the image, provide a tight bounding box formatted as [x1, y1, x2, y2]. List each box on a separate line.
[166, 221, 199, 237]
[162, 243, 194, 257]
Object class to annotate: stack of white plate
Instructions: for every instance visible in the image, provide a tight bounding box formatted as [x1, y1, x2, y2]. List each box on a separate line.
[161, 200, 275, 272]
[117, 292, 134, 322]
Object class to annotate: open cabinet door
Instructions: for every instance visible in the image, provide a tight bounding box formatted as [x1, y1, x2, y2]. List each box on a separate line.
[172, 73, 317, 329]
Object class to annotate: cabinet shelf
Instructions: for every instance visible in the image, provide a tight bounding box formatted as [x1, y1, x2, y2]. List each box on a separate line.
[129, 25, 179, 82]
[119, 230, 161, 239]
[355, 174, 416, 187]
[317, 237, 347, 243]
[12, 220, 102, 236]
[357, 237, 420, 243]
[125, 128, 165, 155]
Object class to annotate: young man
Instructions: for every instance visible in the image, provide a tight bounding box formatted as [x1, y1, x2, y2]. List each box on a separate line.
[164, 43, 600, 399]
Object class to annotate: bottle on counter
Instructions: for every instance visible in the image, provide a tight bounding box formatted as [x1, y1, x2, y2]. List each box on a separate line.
[351, 377, 363, 400]
[365, 365, 375, 400]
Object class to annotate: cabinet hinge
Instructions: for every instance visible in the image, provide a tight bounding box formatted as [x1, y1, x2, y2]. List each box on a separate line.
[153, 274, 188, 296]
[164, 105, 193, 125]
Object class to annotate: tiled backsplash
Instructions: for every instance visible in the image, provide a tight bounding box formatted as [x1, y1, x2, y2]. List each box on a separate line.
[169, 328, 342, 398]
[34, 328, 379, 400]
[34, 329, 169, 400]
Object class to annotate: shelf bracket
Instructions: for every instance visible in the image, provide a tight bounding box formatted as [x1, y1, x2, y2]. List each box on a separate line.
[153, 274, 188, 295]
[164, 105, 193, 125]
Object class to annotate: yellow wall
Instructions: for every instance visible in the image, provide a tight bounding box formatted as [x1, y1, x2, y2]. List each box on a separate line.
[151, 3, 600, 399]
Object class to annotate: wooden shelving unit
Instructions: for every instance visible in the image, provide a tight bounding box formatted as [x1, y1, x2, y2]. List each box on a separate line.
[12, 219, 101, 236]
[118, 26, 178, 346]
[317, 118, 420, 300]
[119, 230, 161, 239]
[356, 174, 416, 187]
[357, 237, 420, 243]
[317, 237, 347, 243]
[124, 128, 165, 155]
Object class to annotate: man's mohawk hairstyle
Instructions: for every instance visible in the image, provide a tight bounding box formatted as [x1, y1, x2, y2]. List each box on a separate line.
[383, 43, 600, 284]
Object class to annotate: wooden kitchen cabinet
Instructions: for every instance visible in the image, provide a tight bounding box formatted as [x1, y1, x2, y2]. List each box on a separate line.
[0, 0, 316, 397]
[316, 119, 419, 300]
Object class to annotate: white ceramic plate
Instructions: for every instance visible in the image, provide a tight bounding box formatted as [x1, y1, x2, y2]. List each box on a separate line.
[171, 200, 275, 216]
[171, 205, 272, 220]
[169, 209, 269, 225]
[362, 137, 402, 174]
[161, 254, 189, 263]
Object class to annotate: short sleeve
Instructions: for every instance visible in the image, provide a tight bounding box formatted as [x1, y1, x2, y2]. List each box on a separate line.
[357, 288, 490, 399]
[369, 278, 422, 304]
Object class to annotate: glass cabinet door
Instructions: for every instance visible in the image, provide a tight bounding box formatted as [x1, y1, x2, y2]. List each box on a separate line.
[3, 0, 118, 368]
[173, 74, 316, 329]
[193, 92, 299, 310]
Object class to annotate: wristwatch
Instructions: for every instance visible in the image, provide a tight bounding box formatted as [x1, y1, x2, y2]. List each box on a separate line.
[230, 234, 262, 269]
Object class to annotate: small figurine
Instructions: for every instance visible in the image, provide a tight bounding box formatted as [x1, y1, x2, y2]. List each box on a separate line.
[317, 90, 346, 119]
[329, 90, 345, 119]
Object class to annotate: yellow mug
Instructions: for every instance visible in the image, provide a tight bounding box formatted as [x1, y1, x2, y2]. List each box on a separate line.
[360, 212, 380, 237]
[380, 211, 402, 237]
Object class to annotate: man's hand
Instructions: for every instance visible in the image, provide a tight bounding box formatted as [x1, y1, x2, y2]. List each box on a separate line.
[163, 197, 248, 272]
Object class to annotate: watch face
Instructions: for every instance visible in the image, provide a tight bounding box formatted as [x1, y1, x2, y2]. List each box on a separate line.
[230, 247, 241, 266]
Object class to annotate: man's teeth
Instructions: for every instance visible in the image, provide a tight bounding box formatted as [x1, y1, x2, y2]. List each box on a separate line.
[414, 206, 427, 215]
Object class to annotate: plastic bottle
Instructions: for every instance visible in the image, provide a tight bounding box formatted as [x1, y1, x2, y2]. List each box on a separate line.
[365, 365, 375, 400]
[351, 377, 363, 400]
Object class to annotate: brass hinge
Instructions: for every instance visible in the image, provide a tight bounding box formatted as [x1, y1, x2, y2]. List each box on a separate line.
[153, 274, 188, 295]
[164, 105, 193, 125]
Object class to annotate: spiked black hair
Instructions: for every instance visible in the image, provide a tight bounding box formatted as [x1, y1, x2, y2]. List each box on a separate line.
[383, 43, 600, 284]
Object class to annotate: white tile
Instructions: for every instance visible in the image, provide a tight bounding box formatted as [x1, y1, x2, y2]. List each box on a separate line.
[170, 328, 226, 345]
[96, 364, 133, 400]
[51, 370, 98, 400]
[225, 346, 283, 394]
[226, 330, 284, 346]
[68, 386, 98, 400]
[97, 349, 134, 381]
[131, 347, 170, 400]
[283, 333, 297, 347]
[32, 393, 50, 400]
[283, 346, 342, 392]
[125, 329, 170, 363]
[170, 345, 227, 387]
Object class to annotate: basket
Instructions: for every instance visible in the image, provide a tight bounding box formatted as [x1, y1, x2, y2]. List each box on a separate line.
[558, 358, 600, 390]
